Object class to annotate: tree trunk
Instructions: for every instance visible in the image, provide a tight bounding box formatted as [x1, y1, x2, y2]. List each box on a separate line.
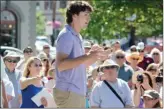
[129, 26, 136, 47]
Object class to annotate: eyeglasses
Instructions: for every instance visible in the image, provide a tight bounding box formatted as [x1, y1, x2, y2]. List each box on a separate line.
[132, 58, 139, 61]
[104, 66, 117, 70]
[5, 58, 18, 63]
[153, 53, 159, 55]
[116, 56, 124, 59]
[138, 50, 144, 52]
[34, 64, 42, 67]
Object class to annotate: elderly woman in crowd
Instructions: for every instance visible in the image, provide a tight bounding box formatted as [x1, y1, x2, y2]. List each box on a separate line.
[20, 57, 48, 108]
[126, 52, 143, 72]
[142, 90, 162, 108]
[132, 71, 155, 108]
[150, 48, 162, 65]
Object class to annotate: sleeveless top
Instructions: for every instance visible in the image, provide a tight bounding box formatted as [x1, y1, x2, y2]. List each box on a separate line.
[20, 85, 44, 108]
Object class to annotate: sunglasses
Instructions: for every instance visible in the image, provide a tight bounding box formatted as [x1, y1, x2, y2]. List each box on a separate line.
[138, 50, 144, 52]
[42, 59, 48, 62]
[5, 58, 18, 63]
[148, 68, 157, 72]
[131, 49, 137, 52]
[116, 56, 124, 59]
[153, 53, 159, 55]
[43, 47, 50, 49]
[160, 69, 163, 74]
[34, 64, 42, 67]
[143, 97, 156, 101]
[104, 66, 117, 70]
[132, 58, 139, 61]
[24, 50, 33, 53]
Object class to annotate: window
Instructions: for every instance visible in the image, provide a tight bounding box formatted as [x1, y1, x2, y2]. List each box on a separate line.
[60, 1, 67, 8]
[44, 1, 49, 10]
[0, 10, 17, 47]
[36, 2, 40, 10]
[36, 2, 40, 6]
[44, 1, 53, 10]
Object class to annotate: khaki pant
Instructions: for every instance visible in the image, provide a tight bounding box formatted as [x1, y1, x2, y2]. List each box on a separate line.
[53, 88, 86, 108]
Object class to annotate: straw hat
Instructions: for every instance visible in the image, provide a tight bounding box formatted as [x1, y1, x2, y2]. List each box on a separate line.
[132, 71, 143, 84]
[126, 52, 143, 63]
[100, 59, 119, 69]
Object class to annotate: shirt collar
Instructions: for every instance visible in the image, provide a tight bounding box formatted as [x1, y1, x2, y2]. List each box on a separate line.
[5, 67, 15, 73]
[65, 24, 79, 36]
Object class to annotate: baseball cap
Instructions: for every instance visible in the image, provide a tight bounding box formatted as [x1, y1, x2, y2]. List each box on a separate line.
[143, 90, 160, 99]
[137, 42, 145, 50]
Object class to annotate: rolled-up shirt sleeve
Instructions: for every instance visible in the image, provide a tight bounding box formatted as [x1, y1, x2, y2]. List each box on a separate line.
[56, 33, 73, 55]
[90, 85, 101, 107]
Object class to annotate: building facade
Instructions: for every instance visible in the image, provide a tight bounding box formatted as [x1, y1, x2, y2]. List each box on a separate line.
[0, 1, 36, 50]
[36, 1, 67, 25]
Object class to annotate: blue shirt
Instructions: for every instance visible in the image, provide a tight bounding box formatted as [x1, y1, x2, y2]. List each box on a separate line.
[118, 64, 134, 82]
[90, 79, 134, 108]
[20, 85, 44, 108]
[5, 68, 22, 108]
[55, 24, 87, 96]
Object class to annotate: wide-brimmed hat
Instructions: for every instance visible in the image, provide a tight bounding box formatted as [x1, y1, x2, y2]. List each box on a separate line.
[143, 90, 160, 99]
[132, 71, 143, 84]
[37, 52, 48, 60]
[3, 51, 20, 60]
[100, 59, 119, 69]
[126, 52, 143, 63]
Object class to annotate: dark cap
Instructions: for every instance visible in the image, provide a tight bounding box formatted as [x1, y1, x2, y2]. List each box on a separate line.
[23, 46, 33, 53]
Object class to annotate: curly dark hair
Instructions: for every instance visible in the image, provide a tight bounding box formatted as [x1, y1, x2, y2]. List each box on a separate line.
[66, 1, 93, 24]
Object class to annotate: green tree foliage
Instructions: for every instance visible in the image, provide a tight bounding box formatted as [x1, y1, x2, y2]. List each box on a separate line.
[81, 0, 163, 43]
[36, 11, 46, 35]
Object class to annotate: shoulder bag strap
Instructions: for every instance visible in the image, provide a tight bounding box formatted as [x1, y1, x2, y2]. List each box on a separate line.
[103, 80, 125, 107]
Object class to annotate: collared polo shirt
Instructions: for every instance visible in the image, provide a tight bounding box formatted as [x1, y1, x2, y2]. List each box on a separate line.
[55, 24, 87, 96]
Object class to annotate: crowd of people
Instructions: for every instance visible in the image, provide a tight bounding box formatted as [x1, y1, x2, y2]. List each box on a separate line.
[1, 1, 163, 108]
